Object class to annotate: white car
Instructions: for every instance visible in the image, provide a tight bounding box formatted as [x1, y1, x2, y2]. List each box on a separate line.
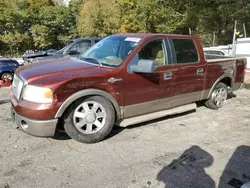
[203, 48, 230, 56]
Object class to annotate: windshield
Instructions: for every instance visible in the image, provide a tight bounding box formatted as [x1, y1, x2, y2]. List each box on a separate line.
[79, 36, 141, 67]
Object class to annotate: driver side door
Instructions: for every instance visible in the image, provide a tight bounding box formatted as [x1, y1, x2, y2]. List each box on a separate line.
[122, 39, 174, 118]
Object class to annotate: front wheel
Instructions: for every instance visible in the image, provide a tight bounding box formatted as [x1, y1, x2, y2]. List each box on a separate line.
[205, 82, 228, 110]
[63, 96, 115, 143]
[1, 73, 13, 81]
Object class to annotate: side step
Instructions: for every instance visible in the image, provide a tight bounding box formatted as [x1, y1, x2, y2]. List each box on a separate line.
[118, 103, 197, 127]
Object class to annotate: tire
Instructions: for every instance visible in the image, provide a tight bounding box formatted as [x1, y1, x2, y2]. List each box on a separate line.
[205, 82, 228, 110]
[1, 73, 13, 81]
[63, 96, 115, 143]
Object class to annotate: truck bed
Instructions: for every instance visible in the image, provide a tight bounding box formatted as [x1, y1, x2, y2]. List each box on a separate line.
[205, 54, 245, 62]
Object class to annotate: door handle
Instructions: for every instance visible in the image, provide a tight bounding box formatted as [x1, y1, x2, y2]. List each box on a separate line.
[164, 72, 172, 80]
[196, 68, 204, 76]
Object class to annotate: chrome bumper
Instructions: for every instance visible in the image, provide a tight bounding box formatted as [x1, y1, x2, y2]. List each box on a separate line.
[11, 106, 58, 137]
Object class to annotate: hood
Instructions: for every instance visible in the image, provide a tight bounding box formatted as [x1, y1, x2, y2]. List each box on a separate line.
[16, 58, 111, 84]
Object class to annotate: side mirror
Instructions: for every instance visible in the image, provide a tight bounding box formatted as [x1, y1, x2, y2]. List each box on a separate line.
[67, 50, 79, 55]
[130, 59, 156, 73]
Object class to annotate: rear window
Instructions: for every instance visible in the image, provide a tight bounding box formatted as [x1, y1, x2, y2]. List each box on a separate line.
[172, 39, 199, 64]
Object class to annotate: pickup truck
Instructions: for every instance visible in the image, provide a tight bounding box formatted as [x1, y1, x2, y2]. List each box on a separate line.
[10, 34, 247, 143]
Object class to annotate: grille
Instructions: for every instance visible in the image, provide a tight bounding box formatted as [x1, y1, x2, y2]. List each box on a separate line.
[12, 74, 24, 100]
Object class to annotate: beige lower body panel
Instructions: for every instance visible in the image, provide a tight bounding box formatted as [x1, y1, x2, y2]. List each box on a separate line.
[118, 103, 197, 127]
[118, 90, 211, 127]
[122, 90, 208, 118]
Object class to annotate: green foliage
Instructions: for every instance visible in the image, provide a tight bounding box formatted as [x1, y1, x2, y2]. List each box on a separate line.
[1, 0, 250, 57]
[78, 0, 250, 46]
[0, 0, 82, 56]
[78, 0, 120, 37]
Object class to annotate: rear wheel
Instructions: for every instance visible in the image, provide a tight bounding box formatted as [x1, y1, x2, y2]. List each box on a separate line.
[1, 73, 13, 81]
[205, 82, 228, 110]
[63, 96, 115, 143]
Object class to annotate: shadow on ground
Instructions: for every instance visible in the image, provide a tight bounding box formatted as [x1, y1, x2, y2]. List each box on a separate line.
[0, 99, 9, 105]
[52, 125, 124, 141]
[156, 145, 215, 188]
[126, 110, 196, 130]
[156, 145, 250, 188]
[219, 145, 250, 188]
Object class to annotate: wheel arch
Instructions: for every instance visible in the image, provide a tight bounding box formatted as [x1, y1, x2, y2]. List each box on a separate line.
[55, 89, 121, 120]
[207, 74, 233, 99]
[0, 70, 13, 75]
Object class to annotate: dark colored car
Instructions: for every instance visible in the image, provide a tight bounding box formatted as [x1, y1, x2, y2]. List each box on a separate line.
[22, 37, 102, 64]
[0, 59, 19, 81]
[22, 49, 57, 62]
[10, 34, 246, 143]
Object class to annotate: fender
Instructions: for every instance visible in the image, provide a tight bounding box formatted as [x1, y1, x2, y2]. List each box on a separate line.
[55, 89, 121, 120]
[206, 74, 233, 99]
[0, 69, 13, 74]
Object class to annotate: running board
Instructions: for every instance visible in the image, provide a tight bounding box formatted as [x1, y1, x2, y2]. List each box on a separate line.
[118, 103, 197, 127]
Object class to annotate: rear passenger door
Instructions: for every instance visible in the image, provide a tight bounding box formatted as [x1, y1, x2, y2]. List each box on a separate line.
[169, 38, 206, 106]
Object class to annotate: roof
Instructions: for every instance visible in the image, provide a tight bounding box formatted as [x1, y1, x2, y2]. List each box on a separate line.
[113, 33, 196, 40]
[72, 37, 102, 42]
[0, 58, 17, 62]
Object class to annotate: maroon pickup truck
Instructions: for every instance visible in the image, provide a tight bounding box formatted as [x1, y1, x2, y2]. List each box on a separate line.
[10, 34, 247, 143]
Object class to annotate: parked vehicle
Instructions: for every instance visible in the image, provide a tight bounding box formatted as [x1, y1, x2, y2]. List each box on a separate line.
[234, 38, 250, 71]
[203, 48, 230, 56]
[10, 34, 246, 143]
[22, 37, 101, 64]
[0, 59, 19, 81]
[22, 49, 57, 64]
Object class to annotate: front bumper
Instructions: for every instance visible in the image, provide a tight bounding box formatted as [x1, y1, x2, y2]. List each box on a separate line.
[11, 106, 58, 137]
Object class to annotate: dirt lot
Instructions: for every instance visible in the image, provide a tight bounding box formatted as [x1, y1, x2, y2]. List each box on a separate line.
[0, 87, 250, 188]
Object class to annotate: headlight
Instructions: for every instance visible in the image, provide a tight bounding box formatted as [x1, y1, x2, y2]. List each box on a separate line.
[23, 85, 53, 103]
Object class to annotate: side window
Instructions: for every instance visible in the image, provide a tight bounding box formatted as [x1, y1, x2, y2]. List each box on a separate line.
[212, 51, 221, 55]
[128, 40, 166, 73]
[172, 39, 198, 64]
[10, 61, 18, 66]
[138, 40, 166, 67]
[69, 43, 78, 51]
[78, 41, 91, 53]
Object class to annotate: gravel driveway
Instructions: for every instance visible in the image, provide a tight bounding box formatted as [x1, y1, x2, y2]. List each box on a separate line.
[0, 88, 250, 188]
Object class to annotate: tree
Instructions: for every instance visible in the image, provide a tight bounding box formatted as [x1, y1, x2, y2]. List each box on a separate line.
[0, 0, 83, 56]
[1, 0, 250, 57]
[78, 0, 120, 37]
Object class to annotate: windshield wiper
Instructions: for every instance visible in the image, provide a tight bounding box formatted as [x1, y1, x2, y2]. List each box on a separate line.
[81, 57, 103, 66]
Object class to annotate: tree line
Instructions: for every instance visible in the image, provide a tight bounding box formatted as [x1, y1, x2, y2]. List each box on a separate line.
[0, 0, 250, 57]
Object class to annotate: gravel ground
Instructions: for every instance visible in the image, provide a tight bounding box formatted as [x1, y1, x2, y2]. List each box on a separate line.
[0, 88, 250, 188]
